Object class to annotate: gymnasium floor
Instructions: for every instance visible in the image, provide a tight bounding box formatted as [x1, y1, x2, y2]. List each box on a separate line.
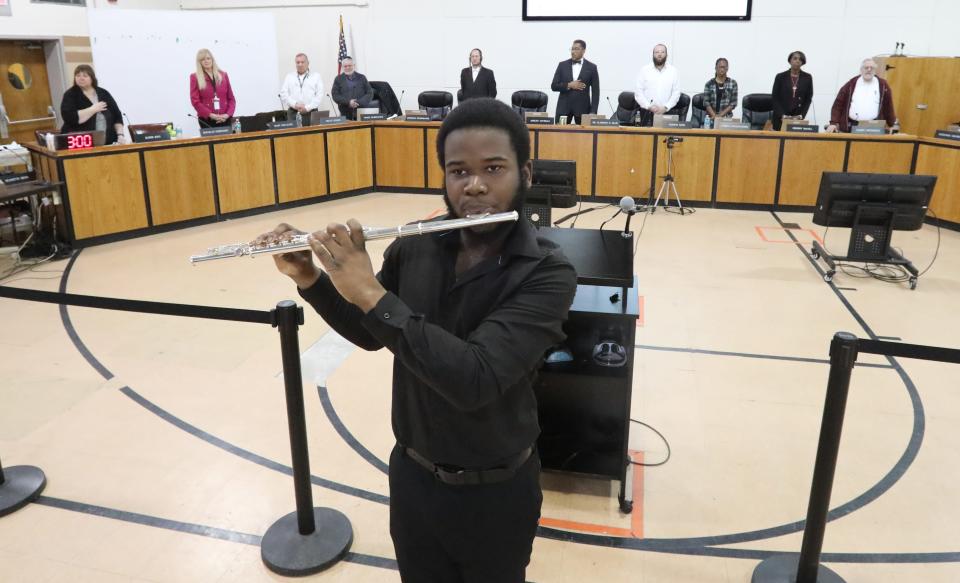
[1, 192, 958, 582]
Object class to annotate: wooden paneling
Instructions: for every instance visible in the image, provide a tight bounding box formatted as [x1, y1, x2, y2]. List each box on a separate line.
[656, 135, 716, 202]
[716, 137, 780, 204]
[847, 141, 913, 174]
[274, 133, 327, 202]
[375, 127, 425, 188]
[328, 128, 373, 193]
[916, 144, 960, 224]
[882, 56, 960, 138]
[213, 140, 275, 214]
[594, 134, 654, 198]
[537, 131, 594, 196]
[779, 139, 846, 206]
[143, 146, 215, 225]
[63, 152, 147, 239]
[426, 128, 442, 189]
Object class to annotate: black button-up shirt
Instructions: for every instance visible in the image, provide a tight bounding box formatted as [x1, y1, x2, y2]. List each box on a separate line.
[299, 218, 577, 468]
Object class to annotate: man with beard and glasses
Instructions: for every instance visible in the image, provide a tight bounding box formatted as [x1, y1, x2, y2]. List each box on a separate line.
[634, 43, 681, 126]
[257, 97, 577, 583]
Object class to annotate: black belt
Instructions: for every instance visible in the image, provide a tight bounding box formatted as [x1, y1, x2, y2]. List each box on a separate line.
[399, 444, 533, 486]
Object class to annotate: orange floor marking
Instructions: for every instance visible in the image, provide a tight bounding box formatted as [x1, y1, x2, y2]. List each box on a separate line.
[636, 295, 645, 327]
[425, 208, 445, 219]
[539, 449, 645, 538]
[754, 225, 825, 245]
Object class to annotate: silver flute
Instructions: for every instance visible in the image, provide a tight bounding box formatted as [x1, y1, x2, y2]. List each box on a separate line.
[189, 211, 519, 263]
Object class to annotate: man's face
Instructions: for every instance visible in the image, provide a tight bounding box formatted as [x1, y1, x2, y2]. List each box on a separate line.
[861, 60, 876, 81]
[342, 60, 355, 75]
[295, 55, 308, 75]
[715, 60, 728, 77]
[470, 50, 482, 67]
[443, 127, 531, 231]
[570, 43, 585, 61]
[653, 45, 667, 66]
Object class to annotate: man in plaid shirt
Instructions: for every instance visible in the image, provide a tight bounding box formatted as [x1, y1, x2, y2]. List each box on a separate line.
[703, 58, 738, 122]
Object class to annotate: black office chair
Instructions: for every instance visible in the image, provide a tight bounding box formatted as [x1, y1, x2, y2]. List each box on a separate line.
[690, 93, 706, 128]
[666, 93, 690, 121]
[370, 81, 399, 116]
[417, 91, 453, 121]
[456, 89, 464, 104]
[615, 91, 641, 125]
[511, 90, 548, 117]
[742, 93, 775, 130]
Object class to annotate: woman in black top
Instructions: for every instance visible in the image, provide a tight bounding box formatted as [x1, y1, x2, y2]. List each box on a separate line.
[771, 51, 813, 130]
[60, 64, 126, 144]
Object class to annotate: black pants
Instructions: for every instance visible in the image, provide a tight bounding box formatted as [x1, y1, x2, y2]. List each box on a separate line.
[388, 444, 542, 583]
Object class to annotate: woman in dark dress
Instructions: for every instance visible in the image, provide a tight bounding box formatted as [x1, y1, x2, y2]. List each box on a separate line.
[60, 64, 126, 144]
[771, 51, 813, 130]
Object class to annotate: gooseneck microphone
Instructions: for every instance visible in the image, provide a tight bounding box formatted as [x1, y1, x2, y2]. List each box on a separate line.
[187, 112, 212, 128]
[277, 93, 286, 112]
[606, 96, 616, 116]
[327, 93, 339, 116]
[619, 196, 637, 238]
[397, 89, 406, 112]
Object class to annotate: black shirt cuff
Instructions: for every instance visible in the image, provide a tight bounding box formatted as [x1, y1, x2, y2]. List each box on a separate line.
[362, 292, 412, 339]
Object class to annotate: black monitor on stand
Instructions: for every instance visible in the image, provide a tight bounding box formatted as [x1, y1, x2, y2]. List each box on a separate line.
[810, 172, 936, 290]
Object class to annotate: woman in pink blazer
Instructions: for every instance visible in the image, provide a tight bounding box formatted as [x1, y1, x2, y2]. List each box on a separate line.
[189, 48, 236, 128]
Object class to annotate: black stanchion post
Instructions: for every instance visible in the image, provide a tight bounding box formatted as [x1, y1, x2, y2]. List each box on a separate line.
[751, 331, 858, 583]
[0, 454, 47, 519]
[260, 300, 353, 577]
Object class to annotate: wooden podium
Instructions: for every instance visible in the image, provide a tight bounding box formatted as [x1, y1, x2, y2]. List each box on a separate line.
[876, 56, 960, 137]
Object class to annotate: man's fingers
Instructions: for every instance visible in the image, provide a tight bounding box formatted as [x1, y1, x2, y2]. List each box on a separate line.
[345, 219, 365, 247]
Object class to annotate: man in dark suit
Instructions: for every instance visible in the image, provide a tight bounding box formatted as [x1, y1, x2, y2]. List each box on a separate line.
[550, 39, 600, 124]
[459, 48, 497, 101]
[331, 57, 375, 120]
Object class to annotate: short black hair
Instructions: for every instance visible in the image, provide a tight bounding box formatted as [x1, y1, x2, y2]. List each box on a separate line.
[788, 50, 807, 65]
[573, 39, 586, 50]
[435, 97, 530, 170]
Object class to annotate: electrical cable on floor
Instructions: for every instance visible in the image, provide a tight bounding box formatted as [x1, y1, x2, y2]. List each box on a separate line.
[629, 418, 671, 467]
[818, 208, 941, 284]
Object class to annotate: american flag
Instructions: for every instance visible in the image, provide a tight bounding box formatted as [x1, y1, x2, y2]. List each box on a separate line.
[337, 15, 348, 75]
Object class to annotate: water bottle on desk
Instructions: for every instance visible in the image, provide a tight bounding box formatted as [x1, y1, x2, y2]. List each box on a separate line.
[232, 118, 241, 134]
[295, 111, 303, 127]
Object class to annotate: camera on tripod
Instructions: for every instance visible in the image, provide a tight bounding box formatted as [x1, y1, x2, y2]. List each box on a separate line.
[664, 136, 684, 146]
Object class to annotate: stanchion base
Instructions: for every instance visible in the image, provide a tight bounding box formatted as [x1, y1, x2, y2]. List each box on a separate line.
[0, 465, 46, 518]
[261, 507, 353, 577]
[752, 553, 846, 583]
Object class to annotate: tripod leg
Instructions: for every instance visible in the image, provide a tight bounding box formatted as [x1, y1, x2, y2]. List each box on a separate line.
[669, 180, 686, 214]
[651, 180, 669, 213]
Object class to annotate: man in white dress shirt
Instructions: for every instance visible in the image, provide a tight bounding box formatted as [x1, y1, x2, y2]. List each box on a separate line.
[827, 58, 897, 133]
[634, 44, 681, 126]
[280, 53, 324, 119]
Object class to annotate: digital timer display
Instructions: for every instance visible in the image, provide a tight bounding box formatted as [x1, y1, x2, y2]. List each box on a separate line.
[66, 133, 94, 149]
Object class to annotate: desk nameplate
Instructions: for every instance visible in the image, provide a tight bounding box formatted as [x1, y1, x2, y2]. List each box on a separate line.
[786, 124, 819, 133]
[852, 126, 885, 135]
[131, 131, 170, 143]
[590, 119, 620, 127]
[359, 113, 388, 121]
[266, 120, 298, 130]
[665, 121, 693, 129]
[200, 126, 232, 137]
[1, 171, 36, 185]
[404, 115, 432, 122]
[934, 129, 960, 142]
[316, 116, 347, 125]
[717, 122, 751, 131]
[526, 117, 555, 126]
